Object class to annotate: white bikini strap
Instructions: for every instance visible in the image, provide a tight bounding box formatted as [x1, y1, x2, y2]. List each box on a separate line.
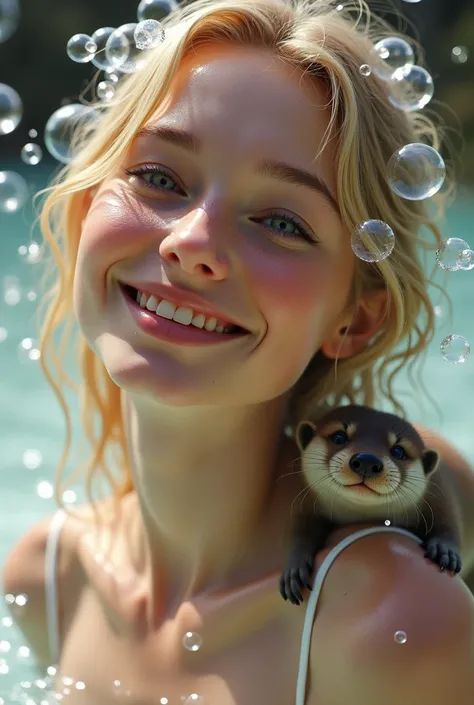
[296, 526, 422, 705]
[45, 509, 68, 666]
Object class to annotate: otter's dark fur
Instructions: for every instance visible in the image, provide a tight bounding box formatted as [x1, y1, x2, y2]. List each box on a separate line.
[280, 405, 469, 605]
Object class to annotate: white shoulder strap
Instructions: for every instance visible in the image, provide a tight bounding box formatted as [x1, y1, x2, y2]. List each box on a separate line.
[296, 526, 422, 705]
[44, 509, 68, 665]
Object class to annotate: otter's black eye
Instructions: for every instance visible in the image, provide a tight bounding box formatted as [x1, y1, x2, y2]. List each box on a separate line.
[391, 444, 407, 460]
[330, 430, 348, 445]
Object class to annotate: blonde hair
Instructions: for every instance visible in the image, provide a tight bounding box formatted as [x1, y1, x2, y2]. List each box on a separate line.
[37, 0, 453, 513]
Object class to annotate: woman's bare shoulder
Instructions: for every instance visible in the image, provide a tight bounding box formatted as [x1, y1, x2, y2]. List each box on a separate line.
[1, 500, 111, 665]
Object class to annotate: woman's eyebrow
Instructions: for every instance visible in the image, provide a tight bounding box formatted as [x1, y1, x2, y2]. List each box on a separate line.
[135, 123, 340, 215]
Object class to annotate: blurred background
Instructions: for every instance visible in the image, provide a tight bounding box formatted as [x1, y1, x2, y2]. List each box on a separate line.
[0, 0, 473, 693]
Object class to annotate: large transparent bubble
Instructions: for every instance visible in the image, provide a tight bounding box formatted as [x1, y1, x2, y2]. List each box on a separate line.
[371, 37, 414, 81]
[134, 19, 165, 50]
[0, 83, 22, 135]
[106, 23, 151, 74]
[137, 0, 178, 22]
[351, 220, 395, 263]
[387, 144, 446, 201]
[440, 335, 471, 365]
[90, 27, 116, 70]
[389, 65, 434, 112]
[436, 238, 471, 272]
[0, 171, 28, 213]
[0, 0, 20, 44]
[44, 104, 100, 164]
[66, 33, 97, 63]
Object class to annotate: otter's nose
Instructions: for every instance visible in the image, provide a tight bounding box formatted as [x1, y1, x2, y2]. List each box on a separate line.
[349, 452, 384, 478]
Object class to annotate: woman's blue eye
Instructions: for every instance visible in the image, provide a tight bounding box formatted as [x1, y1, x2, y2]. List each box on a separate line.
[126, 165, 180, 192]
[391, 445, 407, 460]
[258, 212, 315, 243]
[330, 430, 348, 444]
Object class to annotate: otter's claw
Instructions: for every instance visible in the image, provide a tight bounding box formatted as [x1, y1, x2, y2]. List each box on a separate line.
[279, 552, 314, 606]
[423, 536, 462, 574]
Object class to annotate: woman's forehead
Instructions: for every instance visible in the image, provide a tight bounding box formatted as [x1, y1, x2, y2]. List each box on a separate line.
[145, 43, 337, 188]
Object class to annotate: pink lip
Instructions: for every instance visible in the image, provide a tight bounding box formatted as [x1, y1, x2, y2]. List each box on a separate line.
[121, 279, 246, 331]
[121, 286, 249, 346]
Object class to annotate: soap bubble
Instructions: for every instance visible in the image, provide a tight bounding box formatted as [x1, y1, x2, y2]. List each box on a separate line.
[440, 335, 471, 364]
[384, 520, 391, 526]
[137, 0, 178, 22]
[97, 80, 115, 102]
[0, 82, 22, 135]
[28, 128, 37, 138]
[371, 37, 414, 81]
[436, 238, 470, 271]
[90, 27, 116, 69]
[105, 67, 122, 83]
[134, 19, 165, 50]
[21, 142, 43, 166]
[184, 695, 204, 705]
[351, 220, 395, 263]
[18, 337, 41, 362]
[0, 0, 20, 43]
[66, 33, 97, 63]
[457, 249, 474, 271]
[402, 0, 422, 3]
[3, 275, 21, 305]
[0, 171, 28, 213]
[389, 65, 434, 112]
[106, 23, 154, 74]
[183, 631, 202, 652]
[37, 481, 54, 499]
[359, 64, 371, 77]
[18, 241, 42, 264]
[394, 631, 407, 644]
[387, 143, 446, 201]
[44, 103, 100, 164]
[23, 449, 43, 469]
[451, 46, 469, 64]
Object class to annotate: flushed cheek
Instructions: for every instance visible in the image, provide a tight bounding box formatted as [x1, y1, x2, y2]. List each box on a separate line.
[76, 181, 165, 283]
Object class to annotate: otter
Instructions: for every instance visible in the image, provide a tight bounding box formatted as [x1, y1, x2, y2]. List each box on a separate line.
[280, 405, 471, 606]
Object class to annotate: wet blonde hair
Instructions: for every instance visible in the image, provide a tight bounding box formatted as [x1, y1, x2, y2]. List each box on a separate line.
[37, 0, 453, 512]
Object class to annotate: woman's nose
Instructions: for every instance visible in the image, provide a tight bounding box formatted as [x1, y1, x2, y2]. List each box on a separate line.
[159, 209, 230, 280]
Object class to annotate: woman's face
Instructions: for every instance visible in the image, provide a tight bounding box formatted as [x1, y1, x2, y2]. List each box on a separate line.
[74, 43, 357, 407]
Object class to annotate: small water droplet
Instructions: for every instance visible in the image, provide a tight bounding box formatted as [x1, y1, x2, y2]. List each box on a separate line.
[183, 631, 202, 652]
[394, 630, 407, 644]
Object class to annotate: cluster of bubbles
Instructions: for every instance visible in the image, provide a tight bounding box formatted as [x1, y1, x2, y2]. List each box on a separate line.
[0, 595, 206, 704]
[349, 31, 472, 366]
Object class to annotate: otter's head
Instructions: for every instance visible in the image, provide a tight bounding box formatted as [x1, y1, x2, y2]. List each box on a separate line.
[296, 405, 439, 523]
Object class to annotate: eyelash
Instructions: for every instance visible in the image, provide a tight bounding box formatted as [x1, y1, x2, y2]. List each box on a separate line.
[124, 164, 316, 244]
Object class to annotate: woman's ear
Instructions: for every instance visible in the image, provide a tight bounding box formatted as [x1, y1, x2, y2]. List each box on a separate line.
[321, 288, 388, 360]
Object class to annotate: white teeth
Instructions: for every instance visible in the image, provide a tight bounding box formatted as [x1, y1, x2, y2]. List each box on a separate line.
[133, 289, 238, 335]
[204, 317, 217, 331]
[155, 299, 176, 319]
[191, 313, 206, 329]
[173, 307, 193, 325]
[146, 295, 159, 312]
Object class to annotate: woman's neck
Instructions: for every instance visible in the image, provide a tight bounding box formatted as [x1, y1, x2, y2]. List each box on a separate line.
[121, 393, 298, 608]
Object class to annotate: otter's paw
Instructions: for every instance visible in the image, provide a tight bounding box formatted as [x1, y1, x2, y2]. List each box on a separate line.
[423, 536, 462, 574]
[279, 553, 314, 606]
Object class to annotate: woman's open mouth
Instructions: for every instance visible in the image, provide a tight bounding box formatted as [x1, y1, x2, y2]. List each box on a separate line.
[120, 284, 250, 346]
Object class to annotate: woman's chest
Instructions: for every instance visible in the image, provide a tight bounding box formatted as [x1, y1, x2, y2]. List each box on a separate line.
[56, 583, 306, 705]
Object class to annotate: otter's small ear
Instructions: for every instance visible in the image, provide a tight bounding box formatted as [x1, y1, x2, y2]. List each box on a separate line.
[422, 449, 440, 476]
[296, 421, 317, 453]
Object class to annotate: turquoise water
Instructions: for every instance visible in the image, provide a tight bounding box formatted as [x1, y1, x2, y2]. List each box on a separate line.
[0, 164, 473, 691]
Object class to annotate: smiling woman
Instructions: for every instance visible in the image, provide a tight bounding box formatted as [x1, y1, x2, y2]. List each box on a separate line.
[3, 0, 474, 704]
